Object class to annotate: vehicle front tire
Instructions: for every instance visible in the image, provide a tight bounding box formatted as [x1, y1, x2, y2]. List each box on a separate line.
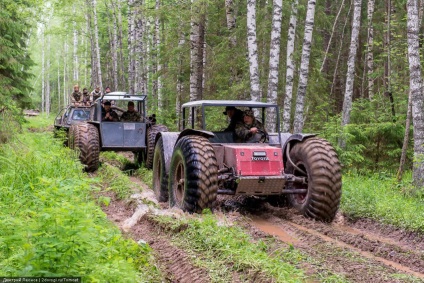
[285, 138, 342, 222]
[70, 123, 100, 172]
[168, 135, 218, 213]
[152, 137, 168, 202]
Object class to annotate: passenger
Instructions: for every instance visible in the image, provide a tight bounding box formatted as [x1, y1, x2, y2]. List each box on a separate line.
[223, 106, 243, 132]
[82, 88, 90, 106]
[235, 109, 268, 143]
[90, 86, 102, 102]
[120, 101, 141, 122]
[102, 101, 119, 121]
[70, 85, 83, 106]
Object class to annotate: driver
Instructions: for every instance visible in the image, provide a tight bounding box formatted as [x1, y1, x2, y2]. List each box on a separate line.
[235, 109, 268, 143]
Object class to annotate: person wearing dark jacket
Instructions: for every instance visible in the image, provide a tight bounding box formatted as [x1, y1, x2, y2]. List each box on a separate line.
[223, 106, 244, 132]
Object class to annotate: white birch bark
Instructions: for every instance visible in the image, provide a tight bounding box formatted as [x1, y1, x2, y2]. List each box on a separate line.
[46, 35, 51, 117]
[341, 0, 362, 129]
[292, 0, 317, 133]
[128, 0, 135, 93]
[225, 0, 237, 47]
[189, 0, 203, 102]
[366, 0, 375, 99]
[266, 0, 283, 132]
[58, 52, 61, 111]
[41, 28, 45, 113]
[63, 39, 68, 105]
[247, 0, 261, 102]
[156, 0, 163, 109]
[73, 5, 79, 82]
[407, 0, 424, 187]
[134, 2, 144, 95]
[282, 0, 298, 132]
[92, 0, 103, 91]
[111, 2, 119, 90]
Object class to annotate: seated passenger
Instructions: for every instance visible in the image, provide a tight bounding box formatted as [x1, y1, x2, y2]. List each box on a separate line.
[235, 109, 268, 143]
[120, 101, 141, 122]
[223, 106, 243, 132]
[102, 101, 119, 121]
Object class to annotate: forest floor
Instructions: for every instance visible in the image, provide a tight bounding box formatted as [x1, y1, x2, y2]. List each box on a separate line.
[97, 152, 424, 283]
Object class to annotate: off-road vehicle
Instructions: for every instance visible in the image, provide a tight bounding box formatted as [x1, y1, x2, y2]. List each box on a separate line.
[54, 105, 91, 144]
[151, 100, 342, 222]
[68, 92, 167, 172]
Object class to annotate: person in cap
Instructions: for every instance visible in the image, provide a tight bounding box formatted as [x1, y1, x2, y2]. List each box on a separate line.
[102, 101, 119, 121]
[223, 106, 244, 132]
[82, 88, 90, 105]
[70, 85, 82, 105]
[121, 101, 142, 122]
[90, 86, 102, 103]
[235, 109, 268, 143]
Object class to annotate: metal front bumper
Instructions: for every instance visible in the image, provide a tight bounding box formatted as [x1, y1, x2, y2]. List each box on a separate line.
[235, 176, 286, 195]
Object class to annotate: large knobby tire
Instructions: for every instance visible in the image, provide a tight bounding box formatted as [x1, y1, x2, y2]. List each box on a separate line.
[168, 135, 218, 213]
[152, 136, 168, 202]
[145, 124, 168, 169]
[285, 138, 342, 222]
[70, 123, 100, 172]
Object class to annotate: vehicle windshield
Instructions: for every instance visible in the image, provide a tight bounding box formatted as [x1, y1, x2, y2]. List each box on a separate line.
[72, 109, 90, 121]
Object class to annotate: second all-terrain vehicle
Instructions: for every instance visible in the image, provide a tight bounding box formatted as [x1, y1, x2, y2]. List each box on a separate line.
[150, 100, 342, 222]
[68, 92, 167, 172]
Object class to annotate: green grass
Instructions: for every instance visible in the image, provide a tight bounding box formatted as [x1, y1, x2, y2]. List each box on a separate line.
[152, 213, 306, 283]
[341, 172, 424, 232]
[0, 126, 161, 281]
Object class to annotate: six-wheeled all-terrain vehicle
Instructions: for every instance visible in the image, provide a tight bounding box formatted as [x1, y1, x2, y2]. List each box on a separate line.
[151, 100, 342, 222]
[54, 105, 91, 142]
[68, 92, 167, 172]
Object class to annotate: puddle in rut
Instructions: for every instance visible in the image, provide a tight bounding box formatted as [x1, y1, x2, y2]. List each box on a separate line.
[250, 217, 299, 245]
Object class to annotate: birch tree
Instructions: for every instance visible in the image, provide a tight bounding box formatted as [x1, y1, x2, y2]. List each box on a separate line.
[292, 0, 317, 133]
[340, 0, 362, 130]
[73, 5, 79, 82]
[366, 0, 375, 99]
[41, 27, 45, 113]
[407, 0, 424, 187]
[46, 35, 51, 117]
[155, 0, 163, 109]
[133, 2, 144, 95]
[247, 0, 261, 102]
[282, 0, 298, 132]
[189, 0, 205, 102]
[225, 0, 237, 48]
[266, 0, 283, 131]
[92, 0, 103, 91]
[127, 0, 135, 93]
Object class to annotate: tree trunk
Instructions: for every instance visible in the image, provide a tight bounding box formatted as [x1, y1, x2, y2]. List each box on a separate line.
[293, 0, 317, 133]
[92, 0, 103, 91]
[46, 35, 51, 117]
[133, 1, 144, 95]
[340, 0, 362, 130]
[127, 0, 135, 93]
[282, 0, 298, 132]
[111, 2, 119, 91]
[407, 0, 424, 188]
[397, 90, 412, 181]
[366, 0, 375, 100]
[384, 0, 395, 118]
[58, 52, 61, 111]
[225, 0, 237, 48]
[247, 0, 261, 102]
[266, 0, 283, 132]
[189, 0, 205, 102]
[41, 28, 45, 113]
[73, 5, 79, 83]
[64, 39, 68, 105]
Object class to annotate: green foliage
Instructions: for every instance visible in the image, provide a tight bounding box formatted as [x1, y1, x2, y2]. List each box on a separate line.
[135, 166, 153, 189]
[154, 214, 306, 283]
[341, 172, 424, 232]
[98, 163, 136, 199]
[0, 128, 159, 280]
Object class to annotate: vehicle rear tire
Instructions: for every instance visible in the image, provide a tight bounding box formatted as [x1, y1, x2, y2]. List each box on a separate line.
[152, 137, 168, 202]
[70, 123, 100, 172]
[168, 135, 218, 213]
[285, 137, 342, 222]
[145, 124, 168, 169]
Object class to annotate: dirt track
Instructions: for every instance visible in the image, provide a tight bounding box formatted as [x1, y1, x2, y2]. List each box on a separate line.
[99, 163, 424, 282]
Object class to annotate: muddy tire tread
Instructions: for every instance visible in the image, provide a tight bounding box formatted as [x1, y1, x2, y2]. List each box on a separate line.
[71, 123, 100, 172]
[287, 137, 342, 222]
[153, 137, 168, 202]
[145, 124, 168, 169]
[169, 135, 218, 213]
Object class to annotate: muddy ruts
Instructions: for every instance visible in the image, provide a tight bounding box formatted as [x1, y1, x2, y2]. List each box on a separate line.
[169, 135, 218, 213]
[153, 136, 168, 202]
[69, 123, 100, 172]
[286, 137, 342, 222]
[145, 124, 168, 169]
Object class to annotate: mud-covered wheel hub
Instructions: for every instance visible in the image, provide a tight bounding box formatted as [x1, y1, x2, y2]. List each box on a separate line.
[290, 163, 308, 204]
[173, 160, 185, 207]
